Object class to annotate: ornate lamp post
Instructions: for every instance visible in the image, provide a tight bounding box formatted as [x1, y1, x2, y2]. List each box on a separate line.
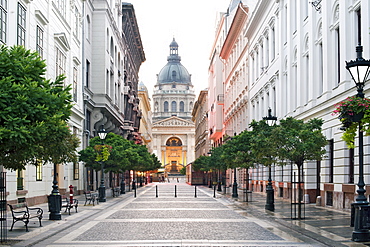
[263, 108, 277, 211]
[232, 167, 238, 198]
[98, 125, 107, 202]
[346, 44, 370, 242]
[48, 163, 62, 220]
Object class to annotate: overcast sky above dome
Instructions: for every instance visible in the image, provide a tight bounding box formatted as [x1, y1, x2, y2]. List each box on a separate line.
[128, 0, 231, 97]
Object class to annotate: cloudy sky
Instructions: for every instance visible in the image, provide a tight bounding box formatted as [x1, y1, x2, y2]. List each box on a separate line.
[127, 0, 231, 97]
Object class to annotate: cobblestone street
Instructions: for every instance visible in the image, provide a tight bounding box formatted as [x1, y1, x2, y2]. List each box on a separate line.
[7, 181, 369, 246]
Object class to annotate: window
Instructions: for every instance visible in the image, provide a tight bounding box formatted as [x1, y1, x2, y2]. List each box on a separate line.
[56, 48, 66, 79]
[86, 110, 91, 132]
[73, 162, 79, 180]
[180, 101, 184, 112]
[164, 101, 168, 112]
[86, 60, 90, 87]
[17, 3, 26, 46]
[328, 139, 334, 183]
[54, 0, 66, 18]
[36, 25, 44, 58]
[292, 0, 297, 33]
[0, 0, 7, 44]
[86, 15, 91, 41]
[171, 101, 177, 112]
[17, 169, 23, 190]
[283, 4, 287, 44]
[73, 67, 78, 102]
[74, 6, 79, 38]
[271, 26, 275, 61]
[318, 42, 323, 95]
[335, 27, 340, 84]
[36, 163, 42, 181]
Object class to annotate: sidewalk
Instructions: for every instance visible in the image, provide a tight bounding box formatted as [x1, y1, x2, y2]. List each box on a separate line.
[3, 184, 370, 246]
[211, 186, 370, 247]
[2, 187, 139, 246]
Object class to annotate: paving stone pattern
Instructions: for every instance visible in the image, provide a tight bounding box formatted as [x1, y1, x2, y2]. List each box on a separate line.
[9, 182, 357, 246]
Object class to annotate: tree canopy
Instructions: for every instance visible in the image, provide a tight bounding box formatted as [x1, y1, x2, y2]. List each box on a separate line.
[0, 45, 77, 170]
[79, 133, 160, 173]
[191, 117, 327, 172]
[273, 117, 327, 167]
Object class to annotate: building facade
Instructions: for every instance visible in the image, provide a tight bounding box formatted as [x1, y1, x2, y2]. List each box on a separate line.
[212, 0, 370, 210]
[152, 39, 195, 178]
[138, 81, 153, 152]
[3, 0, 145, 205]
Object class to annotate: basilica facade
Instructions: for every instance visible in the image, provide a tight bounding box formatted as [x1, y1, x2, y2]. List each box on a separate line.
[152, 39, 195, 178]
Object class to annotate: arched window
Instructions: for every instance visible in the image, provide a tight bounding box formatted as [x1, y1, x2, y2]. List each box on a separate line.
[171, 101, 177, 112]
[172, 70, 177, 80]
[164, 101, 168, 112]
[86, 15, 91, 41]
[166, 137, 182, 146]
[180, 101, 184, 112]
[110, 37, 114, 56]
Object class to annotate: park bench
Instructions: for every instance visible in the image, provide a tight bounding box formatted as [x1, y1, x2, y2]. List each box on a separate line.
[112, 187, 120, 197]
[8, 203, 43, 232]
[84, 191, 98, 206]
[61, 196, 78, 215]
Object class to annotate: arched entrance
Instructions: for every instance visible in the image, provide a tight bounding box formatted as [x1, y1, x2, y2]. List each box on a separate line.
[164, 137, 185, 175]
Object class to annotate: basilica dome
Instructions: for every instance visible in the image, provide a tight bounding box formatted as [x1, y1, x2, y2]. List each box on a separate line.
[157, 38, 192, 85]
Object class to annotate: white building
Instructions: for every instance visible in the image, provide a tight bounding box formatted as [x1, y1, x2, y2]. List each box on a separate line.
[3, 0, 145, 206]
[4, 0, 85, 205]
[215, 0, 370, 210]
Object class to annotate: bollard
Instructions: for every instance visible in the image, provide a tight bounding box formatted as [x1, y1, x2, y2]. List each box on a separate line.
[175, 185, 177, 198]
[213, 185, 216, 198]
[195, 186, 197, 198]
[156, 185, 158, 198]
[69, 185, 74, 204]
[134, 186, 136, 198]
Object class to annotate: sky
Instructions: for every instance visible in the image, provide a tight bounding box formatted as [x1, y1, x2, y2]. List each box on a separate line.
[127, 0, 232, 98]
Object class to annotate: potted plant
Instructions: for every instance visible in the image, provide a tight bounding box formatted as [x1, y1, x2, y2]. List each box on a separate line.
[333, 96, 370, 148]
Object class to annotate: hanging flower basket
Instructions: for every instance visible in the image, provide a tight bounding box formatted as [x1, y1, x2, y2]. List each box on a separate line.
[333, 96, 370, 148]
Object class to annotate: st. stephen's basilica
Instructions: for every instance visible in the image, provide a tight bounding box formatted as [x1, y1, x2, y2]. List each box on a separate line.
[151, 39, 196, 178]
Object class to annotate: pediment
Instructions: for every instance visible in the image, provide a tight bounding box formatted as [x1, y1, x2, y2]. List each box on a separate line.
[54, 33, 70, 51]
[153, 116, 194, 127]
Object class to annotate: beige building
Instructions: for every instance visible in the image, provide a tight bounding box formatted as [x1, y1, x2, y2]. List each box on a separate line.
[192, 90, 210, 159]
[152, 39, 195, 177]
[138, 82, 153, 152]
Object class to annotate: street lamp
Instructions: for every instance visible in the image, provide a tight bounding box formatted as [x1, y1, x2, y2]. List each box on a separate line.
[232, 167, 238, 198]
[231, 132, 239, 198]
[207, 151, 213, 188]
[346, 44, 370, 242]
[48, 163, 62, 220]
[263, 108, 277, 211]
[98, 125, 107, 202]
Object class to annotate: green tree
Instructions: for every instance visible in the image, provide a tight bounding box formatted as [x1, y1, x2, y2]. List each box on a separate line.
[192, 155, 211, 172]
[249, 120, 278, 167]
[222, 130, 255, 169]
[0, 45, 75, 170]
[79, 133, 134, 173]
[79, 133, 158, 174]
[273, 117, 327, 219]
